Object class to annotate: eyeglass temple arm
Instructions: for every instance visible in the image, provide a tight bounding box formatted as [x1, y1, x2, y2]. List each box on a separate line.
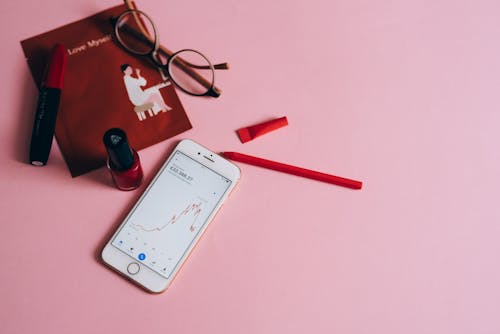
[186, 62, 229, 70]
[123, 0, 226, 93]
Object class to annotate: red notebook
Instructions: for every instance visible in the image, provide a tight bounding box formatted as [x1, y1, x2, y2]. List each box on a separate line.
[21, 4, 192, 177]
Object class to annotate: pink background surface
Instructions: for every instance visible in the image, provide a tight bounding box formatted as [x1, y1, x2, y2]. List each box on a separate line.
[2, 0, 500, 333]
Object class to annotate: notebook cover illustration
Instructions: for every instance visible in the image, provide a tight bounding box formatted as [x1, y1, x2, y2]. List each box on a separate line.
[21, 4, 192, 177]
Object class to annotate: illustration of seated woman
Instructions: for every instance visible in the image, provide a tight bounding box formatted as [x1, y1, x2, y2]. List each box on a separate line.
[121, 64, 172, 121]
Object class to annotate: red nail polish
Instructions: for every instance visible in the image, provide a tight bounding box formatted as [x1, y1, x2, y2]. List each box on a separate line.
[103, 128, 143, 191]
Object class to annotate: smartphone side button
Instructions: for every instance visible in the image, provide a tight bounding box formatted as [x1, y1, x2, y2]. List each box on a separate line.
[127, 262, 140, 275]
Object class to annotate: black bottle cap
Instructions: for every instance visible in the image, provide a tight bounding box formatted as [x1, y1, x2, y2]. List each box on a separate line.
[103, 128, 134, 171]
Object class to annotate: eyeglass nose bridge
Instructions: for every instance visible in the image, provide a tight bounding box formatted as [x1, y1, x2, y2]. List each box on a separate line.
[149, 51, 170, 81]
[150, 51, 166, 67]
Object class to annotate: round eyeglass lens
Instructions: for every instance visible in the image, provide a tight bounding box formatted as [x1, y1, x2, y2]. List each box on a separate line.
[115, 11, 157, 55]
[168, 50, 215, 96]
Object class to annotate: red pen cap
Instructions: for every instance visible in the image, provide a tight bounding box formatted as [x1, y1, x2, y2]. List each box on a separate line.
[44, 44, 67, 89]
[236, 116, 289, 143]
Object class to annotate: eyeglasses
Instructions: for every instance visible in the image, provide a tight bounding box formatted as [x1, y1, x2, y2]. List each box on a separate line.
[112, 9, 226, 97]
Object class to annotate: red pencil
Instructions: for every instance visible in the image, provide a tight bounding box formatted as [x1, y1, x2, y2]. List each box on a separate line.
[220, 151, 362, 190]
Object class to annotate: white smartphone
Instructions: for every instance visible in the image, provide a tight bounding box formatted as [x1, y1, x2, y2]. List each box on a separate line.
[101, 139, 240, 293]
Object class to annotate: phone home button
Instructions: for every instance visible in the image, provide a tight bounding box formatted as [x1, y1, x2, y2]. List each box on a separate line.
[127, 262, 140, 275]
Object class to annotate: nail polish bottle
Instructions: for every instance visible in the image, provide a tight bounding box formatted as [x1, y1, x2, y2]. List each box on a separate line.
[103, 128, 143, 191]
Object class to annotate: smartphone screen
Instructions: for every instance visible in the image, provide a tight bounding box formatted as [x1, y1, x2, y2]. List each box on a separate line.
[111, 150, 232, 279]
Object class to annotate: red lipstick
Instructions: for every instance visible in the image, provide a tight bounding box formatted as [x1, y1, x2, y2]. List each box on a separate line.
[29, 44, 67, 166]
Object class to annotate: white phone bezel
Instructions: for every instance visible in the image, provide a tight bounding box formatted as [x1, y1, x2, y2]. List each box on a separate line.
[101, 139, 240, 293]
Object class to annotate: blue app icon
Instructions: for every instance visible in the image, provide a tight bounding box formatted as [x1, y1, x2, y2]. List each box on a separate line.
[138, 253, 146, 261]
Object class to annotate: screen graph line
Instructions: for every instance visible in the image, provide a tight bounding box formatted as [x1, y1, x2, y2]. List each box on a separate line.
[131, 202, 202, 233]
